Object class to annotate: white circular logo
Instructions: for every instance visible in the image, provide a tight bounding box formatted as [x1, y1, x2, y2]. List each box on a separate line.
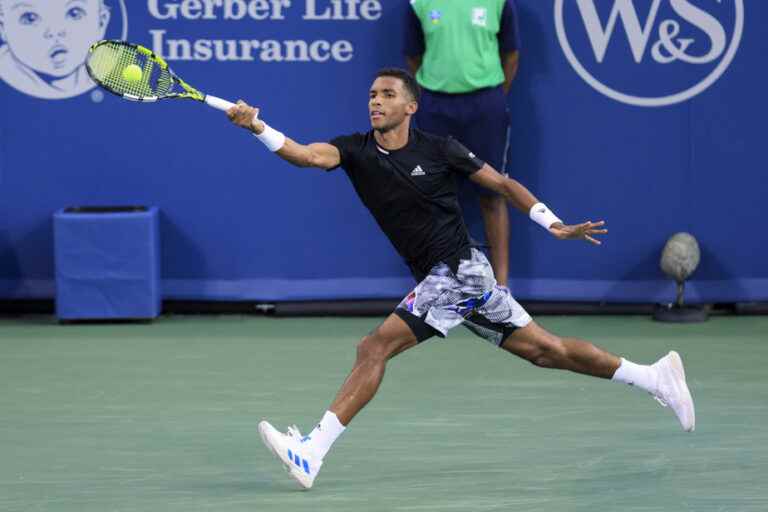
[554, 0, 743, 107]
[0, 0, 128, 100]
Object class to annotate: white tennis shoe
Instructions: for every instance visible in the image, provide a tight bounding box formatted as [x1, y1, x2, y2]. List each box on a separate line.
[651, 351, 696, 432]
[258, 420, 323, 489]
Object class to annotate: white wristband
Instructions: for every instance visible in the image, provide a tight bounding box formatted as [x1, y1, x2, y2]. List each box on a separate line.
[254, 123, 286, 152]
[529, 202, 563, 229]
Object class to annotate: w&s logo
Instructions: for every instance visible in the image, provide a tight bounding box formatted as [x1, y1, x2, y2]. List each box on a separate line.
[554, 0, 743, 107]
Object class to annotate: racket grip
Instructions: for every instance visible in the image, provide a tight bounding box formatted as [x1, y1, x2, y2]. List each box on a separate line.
[205, 95, 236, 112]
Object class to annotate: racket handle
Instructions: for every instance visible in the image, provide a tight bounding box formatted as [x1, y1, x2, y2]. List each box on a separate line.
[205, 95, 236, 112]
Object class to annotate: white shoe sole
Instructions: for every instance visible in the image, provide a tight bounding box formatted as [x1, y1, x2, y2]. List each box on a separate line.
[665, 351, 696, 432]
[258, 421, 315, 489]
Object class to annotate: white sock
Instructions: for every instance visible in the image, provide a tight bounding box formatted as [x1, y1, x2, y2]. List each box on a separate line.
[611, 358, 658, 394]
[305, 411, 345, 460]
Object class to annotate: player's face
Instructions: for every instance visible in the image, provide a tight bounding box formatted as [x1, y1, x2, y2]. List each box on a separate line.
[0, 0, 109, 77]
[369, 76, 417, 133]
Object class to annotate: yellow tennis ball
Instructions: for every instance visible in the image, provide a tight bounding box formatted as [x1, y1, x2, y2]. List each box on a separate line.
[122, 64, 142, 82]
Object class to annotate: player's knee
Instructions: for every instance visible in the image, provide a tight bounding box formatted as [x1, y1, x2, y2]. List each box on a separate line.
[356, 334, 390, 363]
[528, 338, 566, 368]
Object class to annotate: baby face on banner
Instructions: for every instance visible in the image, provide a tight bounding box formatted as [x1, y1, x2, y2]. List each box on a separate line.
[0, 0, 109, 78]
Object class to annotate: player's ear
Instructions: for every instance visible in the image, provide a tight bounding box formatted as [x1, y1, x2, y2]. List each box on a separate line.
[406, 100, 418, 115]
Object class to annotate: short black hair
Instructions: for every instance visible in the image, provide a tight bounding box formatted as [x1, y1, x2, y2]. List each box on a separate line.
[374, 67, 421, 102]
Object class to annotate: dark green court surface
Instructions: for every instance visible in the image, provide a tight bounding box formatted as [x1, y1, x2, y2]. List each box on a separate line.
[1, 316, 766, 511]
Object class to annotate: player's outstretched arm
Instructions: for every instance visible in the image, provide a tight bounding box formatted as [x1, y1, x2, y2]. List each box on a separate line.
[470, 164, 537, 213]
[226, 100, 341, 170]
[470, 164, 608, 245]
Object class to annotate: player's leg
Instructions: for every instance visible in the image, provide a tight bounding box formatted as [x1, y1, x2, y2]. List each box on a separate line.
[327, 312, 420, 425]
[461, 279, 695, 432]
[258, 308, 432, 488]
[501, 320, 621, 377]
[500, 320, 695, 431]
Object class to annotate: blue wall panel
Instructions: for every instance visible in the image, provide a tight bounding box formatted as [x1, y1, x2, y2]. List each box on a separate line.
[0, 1, 765, 302]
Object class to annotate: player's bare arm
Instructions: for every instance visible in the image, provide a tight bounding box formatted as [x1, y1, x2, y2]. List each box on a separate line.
[227, 100, 341, 170]
[470, 164, 608, 245]
[470, 164, 537, 212]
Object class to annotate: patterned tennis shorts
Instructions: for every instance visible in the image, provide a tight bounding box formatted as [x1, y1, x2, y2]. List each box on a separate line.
[395, 248, 532, 345]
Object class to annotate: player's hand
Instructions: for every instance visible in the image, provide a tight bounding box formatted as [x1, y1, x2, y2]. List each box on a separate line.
[548, 220, 607, 245]
[226, 100, 266, 134]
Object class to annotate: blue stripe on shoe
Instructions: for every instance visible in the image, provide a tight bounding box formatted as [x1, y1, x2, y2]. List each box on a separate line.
[294, 453, 301, 466]
[288, 449, 293, 461]
[302, 459, 310, 474]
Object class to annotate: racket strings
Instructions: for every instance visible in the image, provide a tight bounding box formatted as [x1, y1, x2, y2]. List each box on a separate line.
[87, 42, 173, 99]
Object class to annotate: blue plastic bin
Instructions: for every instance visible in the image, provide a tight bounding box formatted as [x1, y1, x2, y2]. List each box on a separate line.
[54, 206, 161, 320]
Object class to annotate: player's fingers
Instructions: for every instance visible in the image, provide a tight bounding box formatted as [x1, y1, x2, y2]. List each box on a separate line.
[237, 106, 254, 122]
[590, 229, 608, 234]
[576, 224, 593, 235]
[585, 235, 601, 245]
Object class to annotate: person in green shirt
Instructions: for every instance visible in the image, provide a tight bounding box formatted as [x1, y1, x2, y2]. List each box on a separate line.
[405, 0, 520, 287]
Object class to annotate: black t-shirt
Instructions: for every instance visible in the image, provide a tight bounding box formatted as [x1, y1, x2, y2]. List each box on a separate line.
[329, 128, 485, 280]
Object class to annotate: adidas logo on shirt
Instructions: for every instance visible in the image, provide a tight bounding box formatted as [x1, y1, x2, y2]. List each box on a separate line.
[410, 165, 426, 176]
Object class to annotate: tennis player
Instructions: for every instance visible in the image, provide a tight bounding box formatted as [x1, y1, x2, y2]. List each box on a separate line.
[226, 68, 695, 490]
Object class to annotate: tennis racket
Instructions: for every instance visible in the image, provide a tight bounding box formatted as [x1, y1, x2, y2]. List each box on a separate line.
[85, 40, 235, 112]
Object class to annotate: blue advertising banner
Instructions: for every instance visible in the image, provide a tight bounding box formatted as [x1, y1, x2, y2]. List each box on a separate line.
[0, 0, 765, 303]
